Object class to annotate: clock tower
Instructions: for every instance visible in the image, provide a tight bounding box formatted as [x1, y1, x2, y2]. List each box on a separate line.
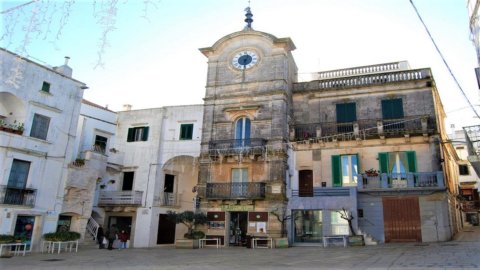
[197, 7, 297, 244]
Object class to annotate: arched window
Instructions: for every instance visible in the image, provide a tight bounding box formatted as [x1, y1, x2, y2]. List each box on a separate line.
[235, 117, 251, 147]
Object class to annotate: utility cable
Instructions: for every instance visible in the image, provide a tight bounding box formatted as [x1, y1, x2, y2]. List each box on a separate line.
[409, 0, 480, 120]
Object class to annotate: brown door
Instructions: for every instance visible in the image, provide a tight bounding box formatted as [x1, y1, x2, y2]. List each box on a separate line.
[157, 214, 176, 244]
[383, 197, 422, 242]
[299, 170, 313, 197]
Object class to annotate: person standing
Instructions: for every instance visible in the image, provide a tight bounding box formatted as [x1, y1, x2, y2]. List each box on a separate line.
[118, 230, 128, 250]
[106, 224, 118, 250]
[97, 226, 105, 249]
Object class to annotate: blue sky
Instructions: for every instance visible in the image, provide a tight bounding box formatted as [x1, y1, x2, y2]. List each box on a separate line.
[1, 0, 478, 129]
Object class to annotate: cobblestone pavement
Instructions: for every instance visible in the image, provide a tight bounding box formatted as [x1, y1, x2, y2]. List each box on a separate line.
[1, 227, 480, 270]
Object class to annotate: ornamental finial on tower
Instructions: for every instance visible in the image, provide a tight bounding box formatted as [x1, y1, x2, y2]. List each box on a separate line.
[244, 6, 253, 30]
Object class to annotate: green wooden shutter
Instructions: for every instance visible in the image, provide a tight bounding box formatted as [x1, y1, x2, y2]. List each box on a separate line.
[378, 152, 389, 173]
[381, 99, 404, 119]
[331, 155, 342, 187]
[142, 127, 149, 141]
[127, 128, 134, 142]
[406, 151, 417, 172]
[336, 103, 356, 123]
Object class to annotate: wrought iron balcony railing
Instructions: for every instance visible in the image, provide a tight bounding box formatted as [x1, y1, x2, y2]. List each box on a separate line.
[206, 182, 266, 200]
[0, 186, 36, 207]
[358, 172, 444, 189]
[98, 190, 143, 206]
[159, 192, 180, 207]
[291, 187, 353, 197]
[208, 138, 267, 156]
[293, 115, 435, 142]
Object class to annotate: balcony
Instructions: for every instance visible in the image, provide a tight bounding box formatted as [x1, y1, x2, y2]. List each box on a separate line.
[159, 192, 181, 207]
[293, 115, 435, 142]
[98, 190, 143, 206]
[291, 187, 353, 197]
[208, 138, 267, 157]
[358, 172, 444, 190]
[0, 186, 36, 207]
[206, 182, 266, 200]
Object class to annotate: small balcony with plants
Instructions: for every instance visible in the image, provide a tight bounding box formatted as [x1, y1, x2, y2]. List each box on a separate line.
[358, 171, 445, 190]
[0, 119, 24, 135]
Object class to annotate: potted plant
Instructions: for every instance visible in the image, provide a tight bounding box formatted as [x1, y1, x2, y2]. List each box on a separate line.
[167, 210, 207, 249]
[14, 235, 27, 243]
[364, 168, 378, 177]
[0, 234, 14, 244]
[43, 231, 81, 242]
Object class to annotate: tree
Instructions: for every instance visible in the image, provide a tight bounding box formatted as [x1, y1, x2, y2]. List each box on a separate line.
[166, 210, 208, 239]
[337, 208, 356, 236]
[270, 203, 291, 238]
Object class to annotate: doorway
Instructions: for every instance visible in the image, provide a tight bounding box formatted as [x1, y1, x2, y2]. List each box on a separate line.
[108, 216, 132, 235]
[229, 212, 248, 246]
[122, 172, 134, 191]
[383, 197, 422, 242]
[14, 215, 35, 251]
[299, 170, 313, 197]
[157, 214, 176, 244]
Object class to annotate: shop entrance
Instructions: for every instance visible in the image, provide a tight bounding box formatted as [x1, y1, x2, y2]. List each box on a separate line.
[229, 212, 248, 246]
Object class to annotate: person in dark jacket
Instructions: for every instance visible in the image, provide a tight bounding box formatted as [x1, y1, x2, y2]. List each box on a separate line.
[97, 226, 105, 249]
[118, 230, 128, 250]
[106, 224, 118, 250]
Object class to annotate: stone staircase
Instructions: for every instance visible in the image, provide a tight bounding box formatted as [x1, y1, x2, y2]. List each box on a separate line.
[357, 229, 379, 245]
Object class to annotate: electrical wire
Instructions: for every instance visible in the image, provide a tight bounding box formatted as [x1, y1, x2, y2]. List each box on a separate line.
[409, 0, 480, 120]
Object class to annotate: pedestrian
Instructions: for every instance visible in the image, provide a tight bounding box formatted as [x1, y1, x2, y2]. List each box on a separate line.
[97, 226, 105, 249]
[106, 224, 118, 250]
[118, 230, 128, 250]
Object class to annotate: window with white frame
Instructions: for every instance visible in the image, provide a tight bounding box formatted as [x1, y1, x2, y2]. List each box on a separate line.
[331, 154, 359, 187]
[127, 126, 149, 142]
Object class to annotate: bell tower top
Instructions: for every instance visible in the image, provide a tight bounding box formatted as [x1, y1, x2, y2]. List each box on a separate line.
[244, 6, 253, 30]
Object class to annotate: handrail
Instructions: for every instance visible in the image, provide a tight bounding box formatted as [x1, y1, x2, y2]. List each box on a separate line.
[86, 217, 100, 241]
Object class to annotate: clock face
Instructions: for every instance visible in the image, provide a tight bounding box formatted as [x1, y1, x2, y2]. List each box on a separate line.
[232, 50, 258, 70]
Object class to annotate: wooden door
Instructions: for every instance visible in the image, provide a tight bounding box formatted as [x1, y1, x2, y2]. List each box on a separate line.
[157, 214, 176, 244]
[299, 170, 313, 197]
[383, 197, 422, 242]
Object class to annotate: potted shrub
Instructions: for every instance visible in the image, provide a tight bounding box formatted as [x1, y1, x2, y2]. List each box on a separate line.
[43, 231, 81, 242]
[167, 210, 207, 249]
[0, 235, 14, 244]
[365, 168, 379, 177]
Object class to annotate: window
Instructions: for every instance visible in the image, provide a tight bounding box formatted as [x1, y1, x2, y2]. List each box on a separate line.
[459, 164, 470, 176]
[235, 117, 251, 147]
[330, 211, 349, 235]
[94, 135, 108, 152]
[381, 99, 404, 131]
[179, 124, 193, 140]
[293, 210, 323, 243]
[231, 168, 248, 197]
[122, 172, 134, 191]
[378, 151, 416, 175]
[127, 126, 149, 142]
[331, 154, 358, 187]
[41, 81, 50, 93]
[30, 113, 50, 140]
[336, 103, 356, 133]
[5, 159, 31, 205]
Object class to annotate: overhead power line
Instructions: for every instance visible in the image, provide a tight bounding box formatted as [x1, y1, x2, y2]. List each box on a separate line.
[409, 0, 480, 120]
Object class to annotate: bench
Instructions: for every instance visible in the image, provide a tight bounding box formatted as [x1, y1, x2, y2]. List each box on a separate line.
[322, 235, 348, 248]
[251, 237, 273, 249]
[199, 238, 220, 248]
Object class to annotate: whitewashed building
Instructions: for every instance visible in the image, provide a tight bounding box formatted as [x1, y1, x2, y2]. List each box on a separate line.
[0, 48, 87, 252]
[89, 105, 204, 247]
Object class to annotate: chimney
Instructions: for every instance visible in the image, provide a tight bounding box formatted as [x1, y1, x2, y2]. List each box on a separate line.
[123, 104, 132, 111]
[54, 56, 73, 77]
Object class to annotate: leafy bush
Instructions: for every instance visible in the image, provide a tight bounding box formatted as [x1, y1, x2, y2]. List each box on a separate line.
[167, 210, 208, 239]
[0, 234, 14, 243]
[43, 231, 81, 241]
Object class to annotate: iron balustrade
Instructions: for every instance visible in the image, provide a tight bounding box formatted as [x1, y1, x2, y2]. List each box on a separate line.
[160, 192, 180, 207]
[0, 186, 36, 207]
[293, 115, 435, 142]
[98, 190, 143, 206]
[358, 172, 444, 189]
[206, 182, 266, 199]
[292, 187, 353, 197]
[208, 138, 267, 156]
